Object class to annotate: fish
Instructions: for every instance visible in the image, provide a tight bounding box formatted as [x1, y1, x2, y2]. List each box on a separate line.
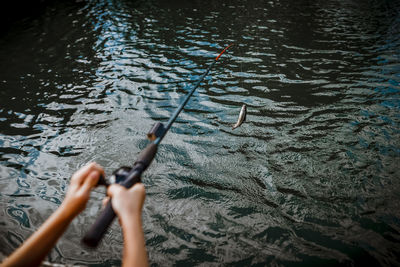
[232, 104, 247, 129]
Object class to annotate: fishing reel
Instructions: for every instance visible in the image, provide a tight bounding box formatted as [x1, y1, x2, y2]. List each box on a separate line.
[96, 166, 131, 187]
[96, 122, 165, 188]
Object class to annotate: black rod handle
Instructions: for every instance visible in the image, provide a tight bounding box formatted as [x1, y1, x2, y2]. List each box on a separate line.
[82, 143, 157, 247]
[82, 201, 116, 247]
[82, 169, 143, 247]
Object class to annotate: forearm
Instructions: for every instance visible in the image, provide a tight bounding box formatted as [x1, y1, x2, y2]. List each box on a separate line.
[121, 214, 148, 267]
[2, 162, 102, 267]
[2, 206, 73, 267]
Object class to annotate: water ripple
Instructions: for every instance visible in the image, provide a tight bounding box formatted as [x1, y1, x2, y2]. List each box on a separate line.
[0, 0, 399, 265]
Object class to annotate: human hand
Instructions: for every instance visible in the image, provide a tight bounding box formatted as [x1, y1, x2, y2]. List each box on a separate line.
[106, 183, 146, 223]
[60, 162, 104, 220]
[106, 183, 147, 267]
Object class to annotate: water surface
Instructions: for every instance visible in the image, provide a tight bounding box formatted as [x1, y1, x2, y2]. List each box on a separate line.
[1, 0, 400, 266]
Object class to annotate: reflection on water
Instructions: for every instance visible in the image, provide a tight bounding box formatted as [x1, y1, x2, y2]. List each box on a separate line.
[0, 0, 399, 266]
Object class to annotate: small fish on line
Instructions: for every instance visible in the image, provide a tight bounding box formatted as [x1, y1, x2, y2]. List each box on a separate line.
[232, 104, 247, 129]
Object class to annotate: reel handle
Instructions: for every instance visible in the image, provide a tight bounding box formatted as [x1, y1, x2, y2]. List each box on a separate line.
[97, 174, 110, 187]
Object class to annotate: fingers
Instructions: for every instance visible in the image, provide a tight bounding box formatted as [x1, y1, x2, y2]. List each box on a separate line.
[71, 162, 104, 185]
[107, 183, 145, 198]
[107, 183, 145, 220]
[107, 184, 125, 198]
[78, 170, 101, 195]
[102, 196, 110, 209]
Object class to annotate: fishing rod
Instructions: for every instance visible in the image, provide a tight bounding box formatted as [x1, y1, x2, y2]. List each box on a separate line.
[82, 44, 233, 247]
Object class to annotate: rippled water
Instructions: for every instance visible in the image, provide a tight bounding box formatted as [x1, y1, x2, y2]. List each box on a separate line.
[1, 0, 400, 266]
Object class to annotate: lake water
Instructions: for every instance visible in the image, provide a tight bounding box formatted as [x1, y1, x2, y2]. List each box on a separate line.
[1, 0, 399, 266]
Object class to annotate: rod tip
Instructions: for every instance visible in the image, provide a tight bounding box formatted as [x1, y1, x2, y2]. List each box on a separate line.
[215, 43, 234, 61]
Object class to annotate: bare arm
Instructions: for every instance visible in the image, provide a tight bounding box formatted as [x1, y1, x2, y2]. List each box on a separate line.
[107, 183, 149, 267]
[2, 162, 104, 267]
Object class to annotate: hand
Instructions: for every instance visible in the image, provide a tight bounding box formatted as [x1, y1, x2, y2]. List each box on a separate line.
[106, 183, 146, 222]
[107, 183, 148, 267]
[60, 162, 104, 219]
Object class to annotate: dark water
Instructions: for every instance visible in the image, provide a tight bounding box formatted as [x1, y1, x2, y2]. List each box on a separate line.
[1, 0, 400, 266]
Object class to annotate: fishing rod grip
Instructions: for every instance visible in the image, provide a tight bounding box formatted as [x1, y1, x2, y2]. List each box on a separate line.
[82, 200, 116, 247]
[82, 170, 143, 247]
[82, 143, 158, 247]
[134, 143, 158, 171]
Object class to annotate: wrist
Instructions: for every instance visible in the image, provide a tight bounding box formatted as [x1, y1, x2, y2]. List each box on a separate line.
[120, 212, 142, 228]
[57, 202, 78, 222]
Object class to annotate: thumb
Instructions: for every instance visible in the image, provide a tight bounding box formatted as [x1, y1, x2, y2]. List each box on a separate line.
[127, 183, 146, 209]
[129, 183, 146, 199]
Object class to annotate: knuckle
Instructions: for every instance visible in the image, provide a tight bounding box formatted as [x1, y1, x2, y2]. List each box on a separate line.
[135, 183, 145, 193]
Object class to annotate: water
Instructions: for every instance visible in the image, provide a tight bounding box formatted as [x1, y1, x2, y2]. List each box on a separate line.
[1, 0, 399, 266]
